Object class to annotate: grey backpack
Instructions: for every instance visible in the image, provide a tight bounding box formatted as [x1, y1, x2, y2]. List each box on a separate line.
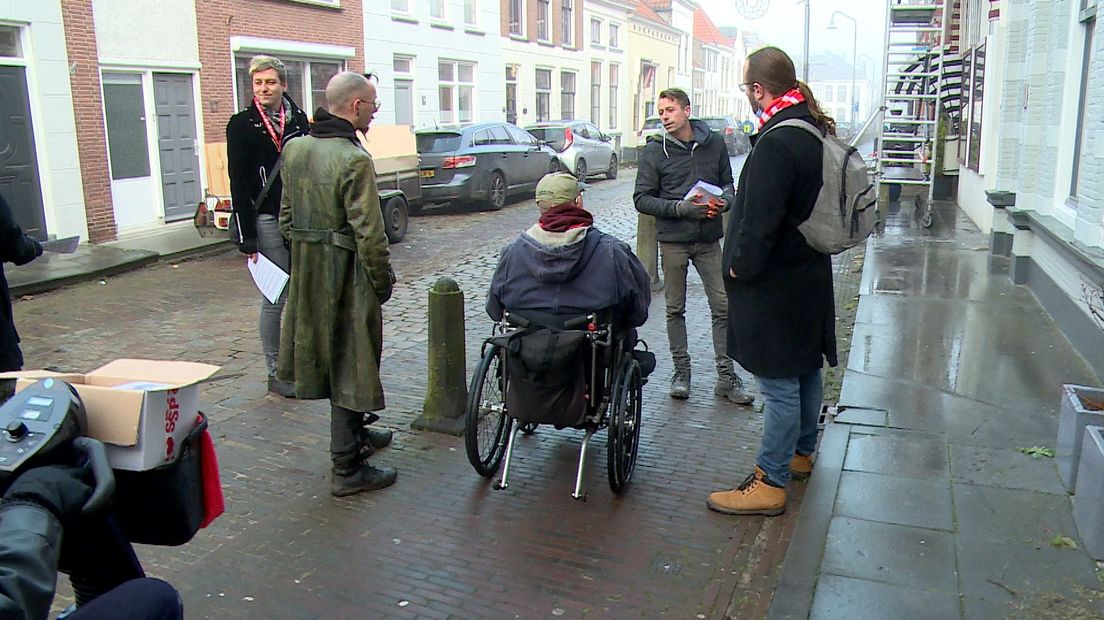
[760, 119, 877, 254]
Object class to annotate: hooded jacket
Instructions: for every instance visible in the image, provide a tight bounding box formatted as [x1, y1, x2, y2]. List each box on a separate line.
[0, 193, 41, 372]
[633, 118, 735, 244]
[486, 224, 650, 329]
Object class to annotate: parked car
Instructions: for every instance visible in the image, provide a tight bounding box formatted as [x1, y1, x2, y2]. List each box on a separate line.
[415, 122, 561, 211]
[525, 120, 618, 180]
[636, 115, 663, 148]
[699, 116, 750, 156]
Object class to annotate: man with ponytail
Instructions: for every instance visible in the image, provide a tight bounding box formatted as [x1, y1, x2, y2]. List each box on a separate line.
[709, 47, 838, 517]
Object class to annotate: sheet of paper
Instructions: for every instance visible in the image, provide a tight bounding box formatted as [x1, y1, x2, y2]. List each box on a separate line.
[247, 252, 290, 305]
[683, 180, 724, 200]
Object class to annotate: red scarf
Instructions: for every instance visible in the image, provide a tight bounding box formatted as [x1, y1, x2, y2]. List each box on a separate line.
[538, 203, 594, 232]
[757, 87, 805, 128]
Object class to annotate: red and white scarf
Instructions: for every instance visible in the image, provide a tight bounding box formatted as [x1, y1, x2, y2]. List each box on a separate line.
[756, 87, 805, 128]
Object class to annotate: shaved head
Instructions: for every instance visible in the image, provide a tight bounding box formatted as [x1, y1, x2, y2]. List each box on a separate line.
[326, 72, 372, 112]
[325, 71, 379, 131]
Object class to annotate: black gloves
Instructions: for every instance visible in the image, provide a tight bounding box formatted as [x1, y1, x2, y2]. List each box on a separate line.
[237, 237, 258, 255]
[4, 466, 93, 522]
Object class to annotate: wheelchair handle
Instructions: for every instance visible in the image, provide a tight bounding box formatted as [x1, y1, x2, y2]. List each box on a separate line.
[563, 315, 594, 330]
[503, 312, 530, 328]
[71, 437, 115, 515]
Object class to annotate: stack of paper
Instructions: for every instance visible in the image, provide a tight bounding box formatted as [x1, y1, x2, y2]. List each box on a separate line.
[684, 180, 723, 200]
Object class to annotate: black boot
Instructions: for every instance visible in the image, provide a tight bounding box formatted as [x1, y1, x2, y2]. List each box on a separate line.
[331, 463, 398, 497]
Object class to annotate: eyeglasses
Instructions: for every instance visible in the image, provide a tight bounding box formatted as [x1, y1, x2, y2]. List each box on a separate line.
[356, 98, 381, 111]
[738, 82, 757, 93]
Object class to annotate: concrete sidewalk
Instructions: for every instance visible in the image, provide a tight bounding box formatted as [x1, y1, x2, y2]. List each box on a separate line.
[770, 198, 1104, 619]
[8, 221, 228, 296]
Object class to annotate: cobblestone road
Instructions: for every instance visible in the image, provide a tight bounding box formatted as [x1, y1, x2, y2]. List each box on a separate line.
[16, 164, 834, 619]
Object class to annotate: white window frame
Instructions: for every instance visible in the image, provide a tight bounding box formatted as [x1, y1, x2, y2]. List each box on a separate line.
[591, 61, 601, 125]
[508, 0, 524, 36]
[391, 0, 410, 13]
[428, 0, 445, 20]
[537, 0, 551, 42]
[561, 0, 574, 47]
[438, 59, 475, 124]
[609, 23, 620, 49]
[464, 0, 478, 27]
[590, 18, 602, 47]
[536, 68, 552, 122]
[608, 63, 619, 129]
[561, 70, 576, 121]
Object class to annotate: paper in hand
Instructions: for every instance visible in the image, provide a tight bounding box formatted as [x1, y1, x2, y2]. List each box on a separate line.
[247, 252, 290, 304]
[683, 180, 723, 201]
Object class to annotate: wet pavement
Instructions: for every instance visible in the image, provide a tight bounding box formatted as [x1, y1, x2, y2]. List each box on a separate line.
[17, 162, 833, 619]
[770, 198, 1104, 619]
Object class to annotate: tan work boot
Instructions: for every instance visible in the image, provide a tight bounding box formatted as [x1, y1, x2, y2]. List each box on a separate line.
[706, 466, 786, 516]
[791, 453, 815, 481]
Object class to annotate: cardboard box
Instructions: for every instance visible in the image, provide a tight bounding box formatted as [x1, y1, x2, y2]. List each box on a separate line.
[3, 359, 219, 471]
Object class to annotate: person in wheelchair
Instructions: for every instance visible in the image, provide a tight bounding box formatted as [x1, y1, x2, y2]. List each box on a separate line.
[486, 172, 651, 342]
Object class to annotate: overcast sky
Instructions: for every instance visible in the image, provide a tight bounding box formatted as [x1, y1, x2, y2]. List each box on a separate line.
[697, 0, 888, 82]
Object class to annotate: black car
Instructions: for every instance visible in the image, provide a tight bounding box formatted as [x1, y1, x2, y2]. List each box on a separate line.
[415, 122, 561, 211]
[699, 116, 750, 156]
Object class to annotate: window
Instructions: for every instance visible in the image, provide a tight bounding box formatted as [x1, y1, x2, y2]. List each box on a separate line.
[508, 0, 523, 35]
[609, 24, 619, 48]
[836, 85, 846, 101]
[591, 62, 602, 125]
[591, 19, 602, 46]
[536, 68, 552, 122]
[393, 55, 413, 74]
[1071, 11, 1096, 199]
[0, 25, 21, 57]
[562, 0, 574, 47]
[507, 124, 537, 146]
[967, 44, 985, 171]
[429, 0, 444, 20]
[609, 64, 619, 129]
[391, 0, 409, 11]
[505, 64, 519, 124]
[439, 60, 475, 123]
[464, 0, 477, 26]
[234, 55, 343, 116]
[474, 126, 510, 145]
[102, 73, 151, 180]
[537, 0, 550, 41]
[561, 71, 576, 120]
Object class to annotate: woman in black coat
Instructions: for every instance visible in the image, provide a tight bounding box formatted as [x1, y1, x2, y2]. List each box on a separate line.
[0, 192, 42, 372]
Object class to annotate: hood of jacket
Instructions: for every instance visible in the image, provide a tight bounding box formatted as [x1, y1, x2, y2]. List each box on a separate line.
[647, 118, 718, 157]
[513, 228, 601, 284]
[310, 108, 359, 140]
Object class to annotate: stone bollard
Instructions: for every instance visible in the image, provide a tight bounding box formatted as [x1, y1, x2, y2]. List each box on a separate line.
[411, 277, 467, 436]
[637, 213, 663, 292]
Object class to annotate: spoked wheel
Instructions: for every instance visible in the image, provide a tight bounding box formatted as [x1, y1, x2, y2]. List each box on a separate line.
[465, 346, 512, 477]
[485, 172, 507, 211]
[607, 355, 643, 494]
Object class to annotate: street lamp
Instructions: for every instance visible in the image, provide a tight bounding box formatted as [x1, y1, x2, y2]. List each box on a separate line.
[828, 10, 858, 128]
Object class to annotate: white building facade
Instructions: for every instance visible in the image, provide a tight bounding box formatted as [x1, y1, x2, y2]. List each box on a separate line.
[583, 0, 634, 149]
[367, 1, 505, 128]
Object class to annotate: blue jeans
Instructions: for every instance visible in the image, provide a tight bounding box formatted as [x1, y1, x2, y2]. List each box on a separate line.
[756, 369, 823, 487]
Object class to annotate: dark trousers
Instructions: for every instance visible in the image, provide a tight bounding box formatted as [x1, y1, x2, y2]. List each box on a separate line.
[68, 578, 182, 620]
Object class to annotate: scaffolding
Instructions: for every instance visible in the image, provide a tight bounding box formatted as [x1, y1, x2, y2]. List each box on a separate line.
[878, 0, 955, 202]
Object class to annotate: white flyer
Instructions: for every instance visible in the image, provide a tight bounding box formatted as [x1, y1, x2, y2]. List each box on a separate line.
[247, 252, 290, 304]
[683, 180, 724, 200]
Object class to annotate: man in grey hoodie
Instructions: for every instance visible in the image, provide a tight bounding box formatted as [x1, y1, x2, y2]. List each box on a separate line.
[633, 88, 752, 405]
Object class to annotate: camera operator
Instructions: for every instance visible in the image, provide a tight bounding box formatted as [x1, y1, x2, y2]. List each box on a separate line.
[0, 465, 182, 620]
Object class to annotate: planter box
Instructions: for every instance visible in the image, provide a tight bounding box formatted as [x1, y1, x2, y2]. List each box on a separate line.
[1057, 384, 1104, 492]
[1073, 425, 1104, 561]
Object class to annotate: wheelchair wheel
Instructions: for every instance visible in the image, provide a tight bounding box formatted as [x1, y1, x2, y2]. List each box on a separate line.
[607, 355, 643, 494]
[465, 346, 512, 477]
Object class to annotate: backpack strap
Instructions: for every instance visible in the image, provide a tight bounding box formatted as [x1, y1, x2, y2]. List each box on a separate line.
[759, 118, 825, 142]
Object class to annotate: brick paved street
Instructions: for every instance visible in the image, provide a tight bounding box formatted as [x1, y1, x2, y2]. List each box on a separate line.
[16, 166, 834, 619]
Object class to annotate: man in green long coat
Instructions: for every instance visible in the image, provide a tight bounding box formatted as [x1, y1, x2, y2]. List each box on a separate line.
[278, 72, 398, 496]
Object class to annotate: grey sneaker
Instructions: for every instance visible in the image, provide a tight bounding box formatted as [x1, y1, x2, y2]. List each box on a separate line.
[669, 368, 690, 399]
[715, 373, 754, 405]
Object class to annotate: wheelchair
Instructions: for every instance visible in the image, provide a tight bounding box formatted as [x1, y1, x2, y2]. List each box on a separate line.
[464, 310, 646, 500]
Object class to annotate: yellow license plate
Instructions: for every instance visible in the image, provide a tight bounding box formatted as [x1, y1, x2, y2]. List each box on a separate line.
[419, 169, 435, 179]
